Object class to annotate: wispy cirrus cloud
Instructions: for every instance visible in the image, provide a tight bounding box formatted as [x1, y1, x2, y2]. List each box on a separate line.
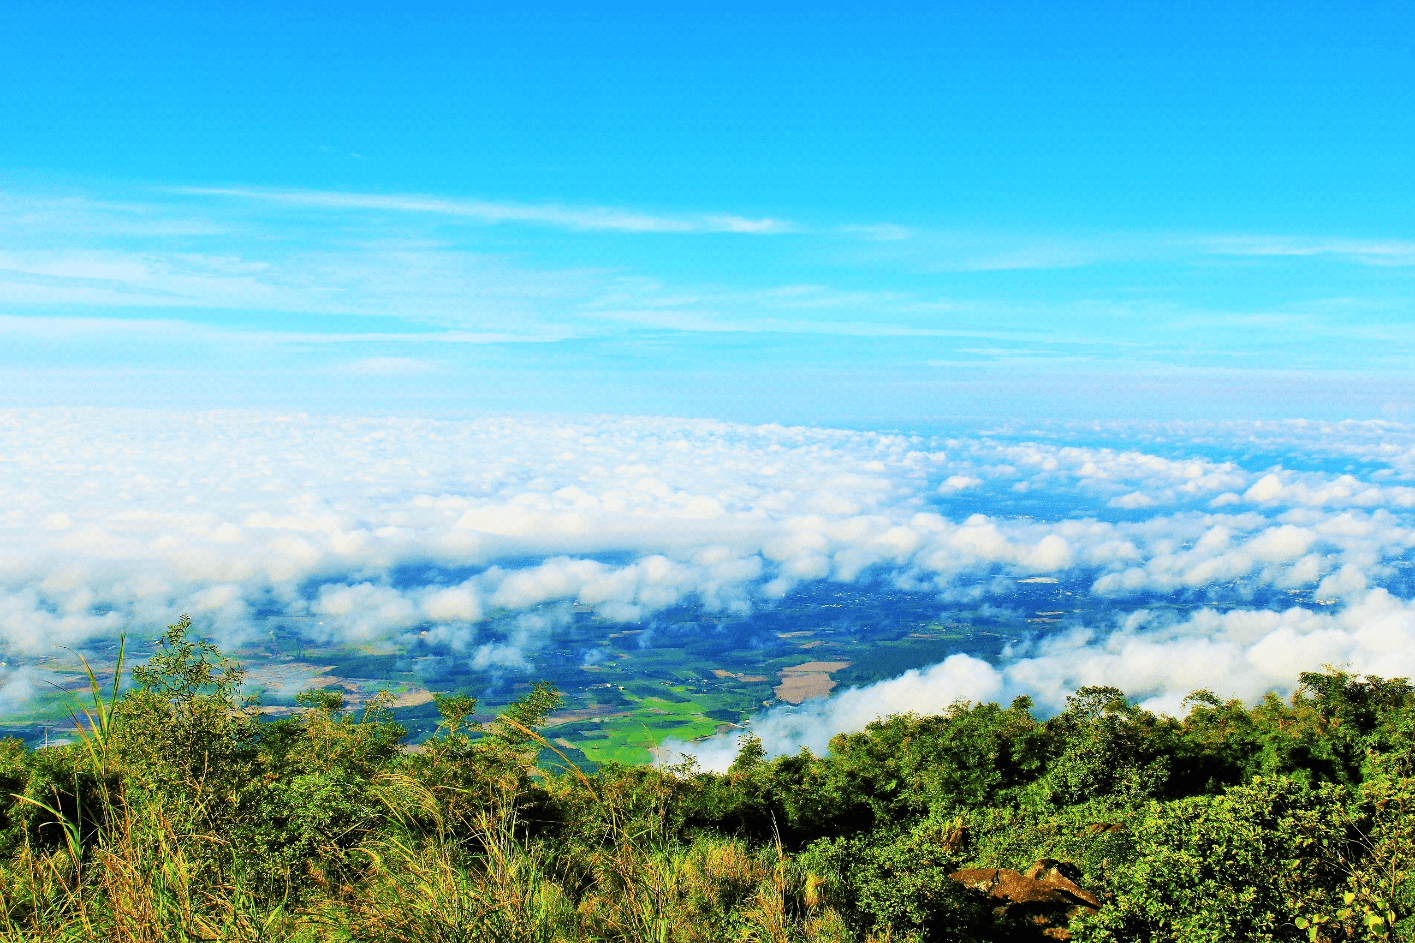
[0, 313, 564, 345]
[840, 228, 1415, 272]
[172, 186, 797, 235]
[1204, 235, 1415, 267]
[3, 180, 1414, 422]
[331, 356, 441, 376]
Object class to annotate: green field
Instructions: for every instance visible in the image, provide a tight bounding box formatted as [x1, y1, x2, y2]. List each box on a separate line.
[550, 682, 747, 765]
[5, 579, 1114, 758]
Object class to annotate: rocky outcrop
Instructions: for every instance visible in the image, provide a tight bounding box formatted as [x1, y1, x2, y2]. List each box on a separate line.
[949, 858, 1101, 941]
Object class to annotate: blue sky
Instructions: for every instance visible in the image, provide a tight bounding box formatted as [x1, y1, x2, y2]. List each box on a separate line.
[2, 1, 1413, 423]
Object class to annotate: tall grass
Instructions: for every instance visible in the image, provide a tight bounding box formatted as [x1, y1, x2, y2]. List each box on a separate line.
[0, 638, 284, 942]
[0, 652, 857, 943]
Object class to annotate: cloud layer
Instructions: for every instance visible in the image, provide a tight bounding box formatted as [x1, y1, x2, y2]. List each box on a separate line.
[4, 410, 1415, 743]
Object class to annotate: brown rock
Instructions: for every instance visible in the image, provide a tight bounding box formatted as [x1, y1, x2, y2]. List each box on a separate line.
[949, 858, 1101, 941]
[1029, 860, 1102, 908]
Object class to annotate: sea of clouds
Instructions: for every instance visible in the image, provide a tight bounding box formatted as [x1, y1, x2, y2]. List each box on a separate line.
[3, 409, 1415, 764]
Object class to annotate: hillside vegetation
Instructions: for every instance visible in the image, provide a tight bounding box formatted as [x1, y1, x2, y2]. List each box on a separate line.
[0, 617, 1412, 942]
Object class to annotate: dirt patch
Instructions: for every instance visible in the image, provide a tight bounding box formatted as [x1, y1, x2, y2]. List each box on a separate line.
[774, 661, 852, 704]
[786, 660, 854, 673]
[390, 688, 435, 708]
[712, 669, 770, 683]
[243, 662, 341, 694]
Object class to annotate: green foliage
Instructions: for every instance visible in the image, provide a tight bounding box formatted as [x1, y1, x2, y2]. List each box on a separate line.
[728, 734, 766, 774]
[963, 801, 1136, 889]
[130, 614, 245, 703]
[802, 823, 992, 941]
[1, 620, 1413, 943]
[827, 694, 1049, 821]
[1075, 777, 1353, 942]
[0, 739, 26, 856]
[1045, 686, 1174, 806]
[112, 615, 260, 813]
[432, 692, 477, 733]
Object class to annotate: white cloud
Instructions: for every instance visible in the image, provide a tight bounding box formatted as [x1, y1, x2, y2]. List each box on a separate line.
[677, 588, 1415, 770]
[1204, 235, 1415, 267]
[0, 315, 560, 346]
[1012, 588, 1415, 713]
[333, 357, 439, 376]
[0, 666, 43, 716]
[172, 187, 796, 235]
[4, 409, 1415, 730]
[670, 653, 1005, 769]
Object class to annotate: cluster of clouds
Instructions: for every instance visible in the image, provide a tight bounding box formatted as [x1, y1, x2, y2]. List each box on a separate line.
[684, 584, 1415, 770]
[4, 410, 1415, 736]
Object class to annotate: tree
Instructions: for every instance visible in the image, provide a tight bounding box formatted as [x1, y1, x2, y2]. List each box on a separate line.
[112, 614, 259, 818]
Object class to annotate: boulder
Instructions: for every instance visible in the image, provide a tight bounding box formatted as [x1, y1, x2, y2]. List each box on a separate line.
[949, 858, 1101, 941]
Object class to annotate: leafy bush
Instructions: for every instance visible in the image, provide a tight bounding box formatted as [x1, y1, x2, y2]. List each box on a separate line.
[0, 615, 1412, 943]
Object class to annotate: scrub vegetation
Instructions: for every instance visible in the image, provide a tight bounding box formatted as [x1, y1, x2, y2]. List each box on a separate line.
[0, 617, 1412, 942]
